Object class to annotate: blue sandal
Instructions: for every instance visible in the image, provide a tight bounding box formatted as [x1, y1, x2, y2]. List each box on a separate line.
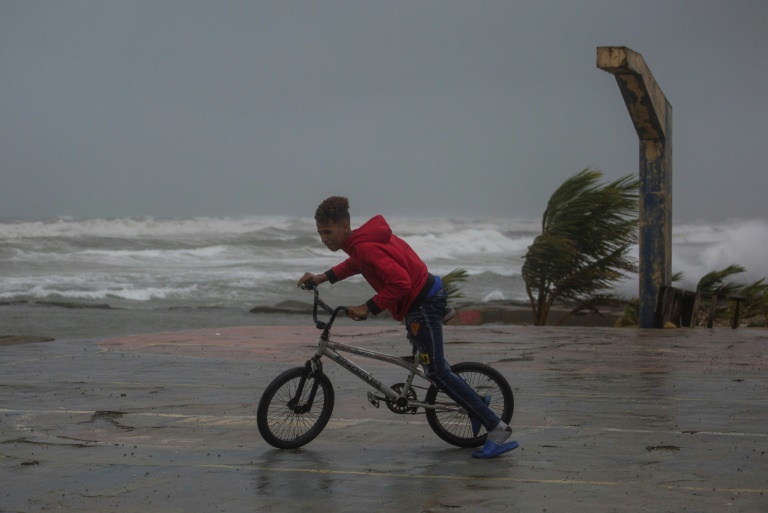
[471, 440, 519, 459]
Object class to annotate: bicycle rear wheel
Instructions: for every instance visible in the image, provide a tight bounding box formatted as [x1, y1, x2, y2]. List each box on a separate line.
[257, 366, 335, 449]
[425, 362, 514, 448]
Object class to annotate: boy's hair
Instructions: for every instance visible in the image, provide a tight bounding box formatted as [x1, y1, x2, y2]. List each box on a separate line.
[315, 196, 350, 224]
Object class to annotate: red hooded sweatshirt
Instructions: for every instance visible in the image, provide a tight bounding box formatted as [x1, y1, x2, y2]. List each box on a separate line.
[324, 215, 431, 321]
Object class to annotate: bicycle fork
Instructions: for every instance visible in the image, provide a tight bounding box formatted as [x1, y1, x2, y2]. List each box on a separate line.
[288, 357, 324, 414]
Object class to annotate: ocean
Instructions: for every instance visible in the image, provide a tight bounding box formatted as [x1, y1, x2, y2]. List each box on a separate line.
[2, 216, 767, 339]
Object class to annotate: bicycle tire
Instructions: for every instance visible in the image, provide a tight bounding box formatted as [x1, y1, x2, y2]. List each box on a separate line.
[257, 366, 335, 449]
[424, 362, 514, 448]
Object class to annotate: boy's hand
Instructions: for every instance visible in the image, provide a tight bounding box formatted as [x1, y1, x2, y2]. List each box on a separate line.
[297, 272, 327, 288]
[347, 304, 369, 321]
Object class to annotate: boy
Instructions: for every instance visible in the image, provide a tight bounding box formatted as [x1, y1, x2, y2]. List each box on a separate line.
[297, 196, 518, 458]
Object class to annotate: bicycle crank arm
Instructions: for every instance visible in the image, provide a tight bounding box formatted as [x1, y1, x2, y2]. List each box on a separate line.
[367, 392, 415, 413]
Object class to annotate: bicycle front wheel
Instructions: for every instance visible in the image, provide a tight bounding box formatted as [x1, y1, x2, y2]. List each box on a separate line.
[257, 366, 335, 449]
[425, 362, 514, 448]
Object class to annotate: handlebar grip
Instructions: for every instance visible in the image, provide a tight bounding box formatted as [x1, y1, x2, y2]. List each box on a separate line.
[341, 307, 367, 321]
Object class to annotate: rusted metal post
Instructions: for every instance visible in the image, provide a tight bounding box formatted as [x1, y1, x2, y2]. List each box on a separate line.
[597, 46, 673, 329]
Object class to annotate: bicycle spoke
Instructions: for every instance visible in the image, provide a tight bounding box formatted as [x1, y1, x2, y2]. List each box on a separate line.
[258, 367, 335, 448]
[424, 363, 514, 448]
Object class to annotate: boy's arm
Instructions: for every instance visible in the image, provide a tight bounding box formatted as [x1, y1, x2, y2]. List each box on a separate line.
[325, 258, 361, 283]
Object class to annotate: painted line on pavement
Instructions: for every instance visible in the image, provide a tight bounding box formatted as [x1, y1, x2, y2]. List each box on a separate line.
[205, 464, 768, 494]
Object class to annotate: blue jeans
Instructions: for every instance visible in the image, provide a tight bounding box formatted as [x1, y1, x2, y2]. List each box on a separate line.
[405, 288, 501, 430]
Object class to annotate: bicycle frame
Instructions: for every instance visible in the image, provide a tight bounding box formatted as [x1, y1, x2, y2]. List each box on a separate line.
[302, 283, 462, 414]
[315, 336, 427, 404]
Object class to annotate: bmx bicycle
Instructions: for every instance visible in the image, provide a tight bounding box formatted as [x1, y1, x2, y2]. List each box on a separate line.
[256, 283, 514, 449]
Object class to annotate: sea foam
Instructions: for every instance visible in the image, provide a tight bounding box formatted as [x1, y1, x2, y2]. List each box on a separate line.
[1, 216, 766, 309]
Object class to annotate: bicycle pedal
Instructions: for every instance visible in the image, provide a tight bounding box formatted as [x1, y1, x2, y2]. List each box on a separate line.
[366, 392, 380, 408]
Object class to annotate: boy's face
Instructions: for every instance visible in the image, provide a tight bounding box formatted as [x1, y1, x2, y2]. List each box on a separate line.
[316, 219, 349, 252]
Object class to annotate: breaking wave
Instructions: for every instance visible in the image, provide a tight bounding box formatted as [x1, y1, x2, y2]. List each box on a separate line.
[2, 215, 766, 308]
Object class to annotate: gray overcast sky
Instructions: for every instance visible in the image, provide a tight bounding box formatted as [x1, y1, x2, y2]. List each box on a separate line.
[1, 1, 766, 221]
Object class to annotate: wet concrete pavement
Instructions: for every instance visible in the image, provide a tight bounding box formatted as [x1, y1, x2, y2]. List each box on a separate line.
[1, 324, 767, 512]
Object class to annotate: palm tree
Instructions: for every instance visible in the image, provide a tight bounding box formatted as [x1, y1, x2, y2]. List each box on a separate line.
[696, 264, 745, 298]
[696, 264, 768, 325]
[522, 168, 639, 325]
[696, 264, 745, 325]
[736, 278, 767, 324]
[441, 268, 469, 301]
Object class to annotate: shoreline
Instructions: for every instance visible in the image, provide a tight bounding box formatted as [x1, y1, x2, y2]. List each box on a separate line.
[4, 297, 623, 327]
[2, 299, 763, 343]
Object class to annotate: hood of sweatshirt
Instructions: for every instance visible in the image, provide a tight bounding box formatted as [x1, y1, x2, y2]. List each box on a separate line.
[342, 215, 391, 252]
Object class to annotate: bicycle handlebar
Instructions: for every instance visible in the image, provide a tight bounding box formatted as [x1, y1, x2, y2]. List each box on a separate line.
[300, 282, 363, 330]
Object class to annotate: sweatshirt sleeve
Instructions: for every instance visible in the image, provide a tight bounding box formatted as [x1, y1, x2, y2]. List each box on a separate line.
[328, 258, 362, 283]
